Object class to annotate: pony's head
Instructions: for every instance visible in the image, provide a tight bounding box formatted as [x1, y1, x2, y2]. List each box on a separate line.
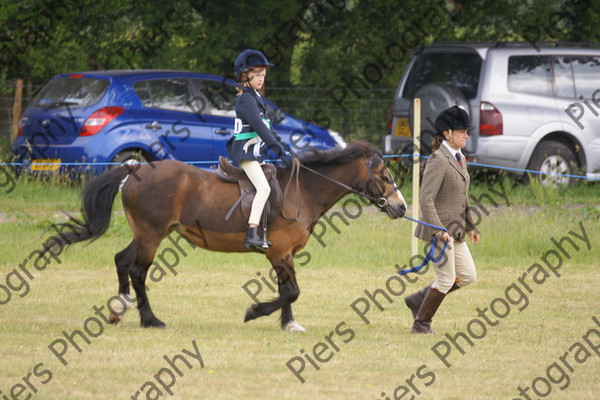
[360, 142, 407, 219]
[298, 141, 406, 218]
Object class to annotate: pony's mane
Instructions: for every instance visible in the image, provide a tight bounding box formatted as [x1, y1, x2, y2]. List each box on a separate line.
[296, 140, 382, 167]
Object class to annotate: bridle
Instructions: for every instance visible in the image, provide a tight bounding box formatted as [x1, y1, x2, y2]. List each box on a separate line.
[296, 157, 399, 211]
[280, 154, 448, 277]
[364, 158, 400, 209]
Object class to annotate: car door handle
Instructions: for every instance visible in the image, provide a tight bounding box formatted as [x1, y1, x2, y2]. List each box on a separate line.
[215, 129, 231, 136]
[145, 121, 162, 131]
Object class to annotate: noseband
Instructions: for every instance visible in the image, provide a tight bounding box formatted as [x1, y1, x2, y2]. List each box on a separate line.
[365, 159, 400, 210]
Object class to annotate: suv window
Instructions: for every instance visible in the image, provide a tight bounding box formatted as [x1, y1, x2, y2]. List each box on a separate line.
[508, 56, 552, 96]
[134, 79, 194, 111]
[558, 56, 600, 99]
[552, 56, 575, 98]
[32, 77, 109, 109]
[402, 52, 482, 99]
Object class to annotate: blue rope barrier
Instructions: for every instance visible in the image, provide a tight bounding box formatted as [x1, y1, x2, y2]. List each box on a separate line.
[382, 154, 599, 181]
[383, 154, 427, 158]
[1, 153, 597, 180]
[398, 216, 449, 275]
[0, 160, 219, 166]
[464, 160, 598, 181]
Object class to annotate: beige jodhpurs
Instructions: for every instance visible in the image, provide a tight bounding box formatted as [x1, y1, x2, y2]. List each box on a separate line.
[240, 160, 271, 226]
[431, 238, 477, 294]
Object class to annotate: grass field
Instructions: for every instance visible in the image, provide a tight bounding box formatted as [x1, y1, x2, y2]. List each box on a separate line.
[0, 176, 599, 399]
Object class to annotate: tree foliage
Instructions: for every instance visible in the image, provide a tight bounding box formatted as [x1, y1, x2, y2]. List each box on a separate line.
[2, 0, 598, 88]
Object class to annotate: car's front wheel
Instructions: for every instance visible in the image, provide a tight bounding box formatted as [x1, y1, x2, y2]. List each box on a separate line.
[527, 141, 578, 186]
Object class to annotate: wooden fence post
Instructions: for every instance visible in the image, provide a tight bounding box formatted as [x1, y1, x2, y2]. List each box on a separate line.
[412, 98, 421, 257]
[10, 79, 23, 142]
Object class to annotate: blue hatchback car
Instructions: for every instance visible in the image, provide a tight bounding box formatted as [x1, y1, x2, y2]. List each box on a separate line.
[12, 70, 344, 174]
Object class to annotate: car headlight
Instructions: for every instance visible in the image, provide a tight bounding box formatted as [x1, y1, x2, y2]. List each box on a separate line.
[328, 130, 347, 148]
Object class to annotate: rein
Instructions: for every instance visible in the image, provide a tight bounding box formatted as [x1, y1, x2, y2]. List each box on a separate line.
[297, 158, 399, 208]
[281, 156, 396, 221]
[280, 157, 302, 221]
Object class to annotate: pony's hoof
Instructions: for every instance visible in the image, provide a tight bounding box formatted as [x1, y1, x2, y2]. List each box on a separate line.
[244, 304, 259, 322]
[109, 313, 121, 325]
[141, 318, 166, 329]
[284, 320, 306, 332]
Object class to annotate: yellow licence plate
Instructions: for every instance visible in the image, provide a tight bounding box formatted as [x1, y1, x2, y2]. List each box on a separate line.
[31, 159, 61, 172]
[394, 118, 411, 137]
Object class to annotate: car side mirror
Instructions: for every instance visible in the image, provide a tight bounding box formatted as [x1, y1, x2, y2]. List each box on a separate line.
[268, 107, 285, 124]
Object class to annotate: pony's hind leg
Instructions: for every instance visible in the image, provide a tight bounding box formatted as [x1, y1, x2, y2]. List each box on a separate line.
[129, 239, 166, 328]
[109, 240, 136, 324]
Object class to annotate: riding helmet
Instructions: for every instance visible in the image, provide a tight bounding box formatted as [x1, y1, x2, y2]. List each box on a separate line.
[234, 49, 274, 79]
[435, 106, 474, 133]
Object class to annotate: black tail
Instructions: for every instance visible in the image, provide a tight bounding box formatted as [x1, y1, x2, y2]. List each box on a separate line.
[48, 166, 131, 250]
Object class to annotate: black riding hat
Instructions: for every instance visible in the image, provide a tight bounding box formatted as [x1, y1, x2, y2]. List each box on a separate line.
[234, 49, 274, 79]
[435, 106, 474, 133]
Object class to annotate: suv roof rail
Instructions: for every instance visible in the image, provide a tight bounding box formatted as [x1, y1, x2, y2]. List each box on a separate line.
[494, 41, 600, 49]
[411, 41, 492, 55]
[421, 41, 498, 48]
[416, 41, 600, 50]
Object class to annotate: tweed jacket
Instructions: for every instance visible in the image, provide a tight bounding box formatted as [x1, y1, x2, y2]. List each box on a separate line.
[414, 145, 479, 242]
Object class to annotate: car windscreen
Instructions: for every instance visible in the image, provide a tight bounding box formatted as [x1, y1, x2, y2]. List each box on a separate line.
[402, 52, 482, 99]
[32, 76, 109, 109]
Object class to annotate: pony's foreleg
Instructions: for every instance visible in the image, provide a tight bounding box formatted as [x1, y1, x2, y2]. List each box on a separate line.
[109, 240, 136, 324]
[244, 259, 303, 331]
[279, 280, 304, 332]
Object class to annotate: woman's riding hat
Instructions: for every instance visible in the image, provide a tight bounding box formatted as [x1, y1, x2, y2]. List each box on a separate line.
[234, 49, 274, 79]
[435, 106, 474, 133]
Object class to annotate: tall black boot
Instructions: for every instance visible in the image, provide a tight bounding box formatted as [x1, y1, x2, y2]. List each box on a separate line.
[404, 284, 431, 319]
[405, 283, 459, 319]
[244, 226, 270, 250]
[411, 287, 446, 334]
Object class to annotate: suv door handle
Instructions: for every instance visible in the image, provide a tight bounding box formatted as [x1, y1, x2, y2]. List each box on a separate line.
[145, 121, 162, 131]
[215, 129, 231, 136]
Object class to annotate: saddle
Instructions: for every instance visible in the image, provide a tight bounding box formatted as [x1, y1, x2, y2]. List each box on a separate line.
[216, 156, 282, 222]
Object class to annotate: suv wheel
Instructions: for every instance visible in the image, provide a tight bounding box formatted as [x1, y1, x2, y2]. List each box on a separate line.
[527, 141, 577, 186]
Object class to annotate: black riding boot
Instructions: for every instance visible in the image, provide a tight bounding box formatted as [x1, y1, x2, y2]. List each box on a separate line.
[411, 287, 447, 334]
[404, 284, 431, 319]
[244, 226, 271, 250]
[404, 283, 460, 319]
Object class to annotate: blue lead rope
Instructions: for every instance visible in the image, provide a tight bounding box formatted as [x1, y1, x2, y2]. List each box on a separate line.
[397, 216, 449, 275]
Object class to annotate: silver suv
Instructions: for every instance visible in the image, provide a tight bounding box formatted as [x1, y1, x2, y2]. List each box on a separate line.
[384, 42, 600, 185]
